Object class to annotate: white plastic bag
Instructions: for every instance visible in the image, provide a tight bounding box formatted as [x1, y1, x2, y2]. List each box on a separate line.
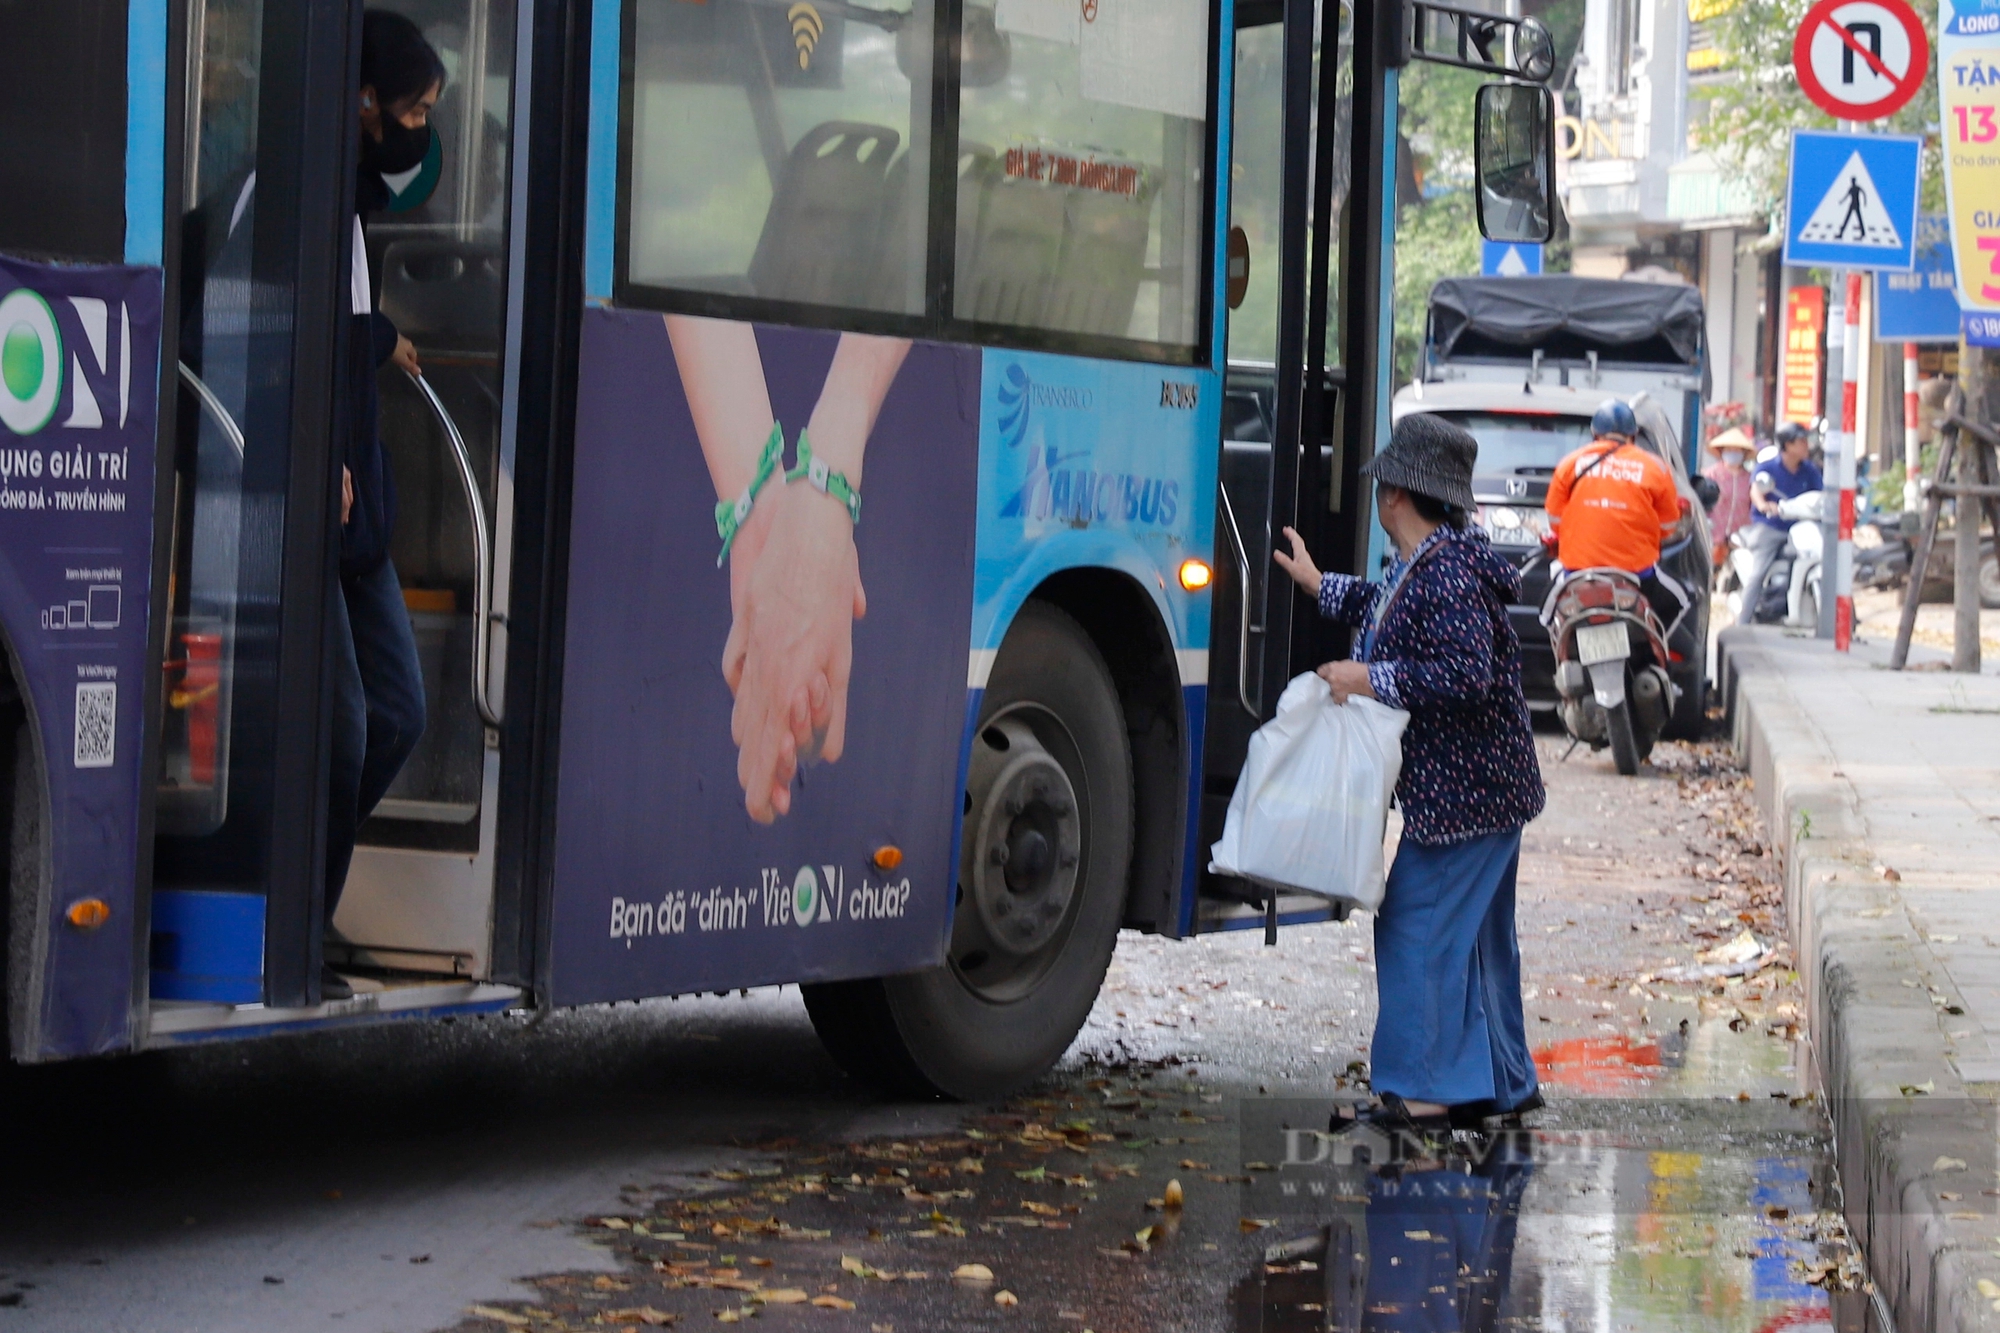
[1207, 672, 1409, 911]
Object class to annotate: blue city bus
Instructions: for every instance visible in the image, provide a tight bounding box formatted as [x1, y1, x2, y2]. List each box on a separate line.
[0, 0, 1551, 1096]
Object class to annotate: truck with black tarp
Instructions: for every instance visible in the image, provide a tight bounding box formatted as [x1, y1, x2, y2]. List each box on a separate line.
[1391, 275, 1715, 736]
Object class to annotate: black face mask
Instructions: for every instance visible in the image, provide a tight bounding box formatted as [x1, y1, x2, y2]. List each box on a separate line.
[363, 118, 432, 176]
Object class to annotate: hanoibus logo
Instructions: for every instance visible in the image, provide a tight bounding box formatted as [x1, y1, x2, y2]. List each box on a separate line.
[0, 287, 132, 437]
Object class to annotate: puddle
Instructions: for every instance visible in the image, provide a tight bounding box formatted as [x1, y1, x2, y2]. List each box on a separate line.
[451, 1023, 1880, 1333]
[1234, 1107, 1876, 1333]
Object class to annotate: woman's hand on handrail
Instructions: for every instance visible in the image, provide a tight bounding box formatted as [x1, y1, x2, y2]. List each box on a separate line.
[1273, 525, 1322, 597]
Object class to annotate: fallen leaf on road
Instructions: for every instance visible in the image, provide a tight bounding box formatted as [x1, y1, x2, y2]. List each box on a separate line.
[1178, 1159, 1209, 1170]
[715, 1310, 741, 1324]
[468, 1307, 531, 1326]
[1021, 1201, 1061, 1217]
[812, 1296, 857, 1311]
[604, 1308, 677, 1326]
[1857, 909, 1891, 919]
[1240, 1218, 1276, 1232]
[994, 1290, 1019, 1308]
[953, 1263, 994, 1282]
[758, 1289, 810, 1305]
[1902, 1081, 1936, 1096]
[1014, 1167, 1046, 1182]
[1935, 1156, 1969, 1172]
[1978, 1279, 2000, 1299]
[1163, 1179, 1184, 1209]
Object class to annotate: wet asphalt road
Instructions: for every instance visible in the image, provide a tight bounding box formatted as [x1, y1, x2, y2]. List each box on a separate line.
[0, 736, 1880, 1332]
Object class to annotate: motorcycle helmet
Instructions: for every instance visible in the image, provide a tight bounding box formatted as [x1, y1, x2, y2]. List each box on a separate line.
[1775, 422, 1809, 449]
[1591, 399, 1637, 441]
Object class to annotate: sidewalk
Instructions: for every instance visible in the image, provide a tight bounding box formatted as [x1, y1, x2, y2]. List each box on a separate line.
[1721, 625, 2000, 1333]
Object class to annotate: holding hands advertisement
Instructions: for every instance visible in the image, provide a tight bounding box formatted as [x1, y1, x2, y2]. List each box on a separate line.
[553, 312, 979, 1002]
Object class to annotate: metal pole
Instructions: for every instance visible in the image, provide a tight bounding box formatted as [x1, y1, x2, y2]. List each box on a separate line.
[1905, 341, 1922, 513]
[1819, 277, 1845, 638]
[1835, 272, 1861, 650]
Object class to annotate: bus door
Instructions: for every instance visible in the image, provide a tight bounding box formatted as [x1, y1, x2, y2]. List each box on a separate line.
[149, 0, 526, 1018]
[332, 0, 522, 987]
[152, 0, 370, 1012]
[1195, 0, 1383, 934]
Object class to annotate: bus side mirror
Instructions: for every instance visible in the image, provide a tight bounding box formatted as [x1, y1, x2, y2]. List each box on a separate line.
[1692, 475, 1721, 508]
[1474, 82, 1557, 245]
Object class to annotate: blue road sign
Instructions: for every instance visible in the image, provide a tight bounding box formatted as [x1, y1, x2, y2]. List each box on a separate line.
[1481, 241, 1543, 276]
[1783, 130, 1921, 271]
[1876, 215, 1960, 342]
[1964, 311, 2000, 347]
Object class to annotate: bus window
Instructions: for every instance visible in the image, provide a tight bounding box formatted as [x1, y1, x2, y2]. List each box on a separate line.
[954, 0, 1211, 352]
[1225, 4, 1351, 369]
[623, 0, 935, 317]
[0, 0, 128, 262]
[159, 0, 269, 839]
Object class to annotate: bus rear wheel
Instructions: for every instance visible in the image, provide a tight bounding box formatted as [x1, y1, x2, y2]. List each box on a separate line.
[803, 602, 1133, 1100]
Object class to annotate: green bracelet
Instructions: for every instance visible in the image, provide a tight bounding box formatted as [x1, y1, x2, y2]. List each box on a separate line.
[714, 422, 785, 567]
[786, 429, 862, 526]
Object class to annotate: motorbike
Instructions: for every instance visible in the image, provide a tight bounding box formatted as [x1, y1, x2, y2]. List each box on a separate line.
[1544, 567, 1677, 775]
[1721, 491, 1824, 628]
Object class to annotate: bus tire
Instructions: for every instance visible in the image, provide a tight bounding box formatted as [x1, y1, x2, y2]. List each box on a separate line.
[803, 601, 1133, 1100]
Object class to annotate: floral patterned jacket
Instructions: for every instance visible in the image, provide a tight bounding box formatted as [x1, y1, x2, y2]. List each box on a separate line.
[1318, 524, 1546, 845]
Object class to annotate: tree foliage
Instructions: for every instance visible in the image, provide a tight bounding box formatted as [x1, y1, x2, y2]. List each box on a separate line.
[1692, 0, 1943, 215]
[1391, 61, 1495, 384]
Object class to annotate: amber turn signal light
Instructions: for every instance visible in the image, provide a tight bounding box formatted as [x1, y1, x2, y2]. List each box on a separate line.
[1178, 558, 1214, 592]
[65, 898, 110, 930]
[872, 845, 904, 871]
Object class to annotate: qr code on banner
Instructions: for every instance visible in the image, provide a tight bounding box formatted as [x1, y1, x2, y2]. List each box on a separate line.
[74, 682, 115, 769]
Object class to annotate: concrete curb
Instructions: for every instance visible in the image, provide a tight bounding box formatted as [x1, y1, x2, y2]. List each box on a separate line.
[1721, 627, 2000, 1333]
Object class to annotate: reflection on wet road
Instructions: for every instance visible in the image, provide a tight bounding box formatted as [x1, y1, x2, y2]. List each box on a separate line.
[0, 739, 1884, 1333]
[434, 741, 1873, 1333]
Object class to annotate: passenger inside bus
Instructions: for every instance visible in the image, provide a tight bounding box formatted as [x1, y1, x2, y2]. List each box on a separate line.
[319, 10, 446, 999]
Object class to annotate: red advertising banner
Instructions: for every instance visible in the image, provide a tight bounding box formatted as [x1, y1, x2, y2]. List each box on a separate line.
[1781, 286, 1826, 426]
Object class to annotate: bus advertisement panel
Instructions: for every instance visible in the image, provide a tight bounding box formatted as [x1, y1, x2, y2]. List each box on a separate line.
[551, 311, 980, 1002]
[0, 256, 161, 1058]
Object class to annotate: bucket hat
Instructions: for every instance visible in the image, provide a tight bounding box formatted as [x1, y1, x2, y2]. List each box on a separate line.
[1364, 413, 1478, 513]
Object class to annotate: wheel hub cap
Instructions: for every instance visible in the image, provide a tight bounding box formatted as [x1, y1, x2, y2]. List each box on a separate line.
[966, 718, 1081, 959]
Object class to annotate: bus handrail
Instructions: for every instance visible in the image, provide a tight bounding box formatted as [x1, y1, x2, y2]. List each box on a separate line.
[1216, 481, 1261, 717]
[177, 362, 245, 459]
[401, 369, 503, 729]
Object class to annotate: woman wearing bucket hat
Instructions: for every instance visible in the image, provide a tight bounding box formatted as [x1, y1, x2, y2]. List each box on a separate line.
[1273, 412, 1546, 1135]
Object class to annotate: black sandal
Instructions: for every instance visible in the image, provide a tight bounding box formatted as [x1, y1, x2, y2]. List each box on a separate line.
[1327, 1100, 1371, 1134]
[1447, 1089, 1547, 1129]
[1375, 1092, 1452, 1136]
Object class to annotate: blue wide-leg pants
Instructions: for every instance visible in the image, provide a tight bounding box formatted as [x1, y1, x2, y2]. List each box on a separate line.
[1369, 827, 1537, 1108]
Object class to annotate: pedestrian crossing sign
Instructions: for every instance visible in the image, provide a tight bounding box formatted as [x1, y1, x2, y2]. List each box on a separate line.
[1783, 129, 1921, 271]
